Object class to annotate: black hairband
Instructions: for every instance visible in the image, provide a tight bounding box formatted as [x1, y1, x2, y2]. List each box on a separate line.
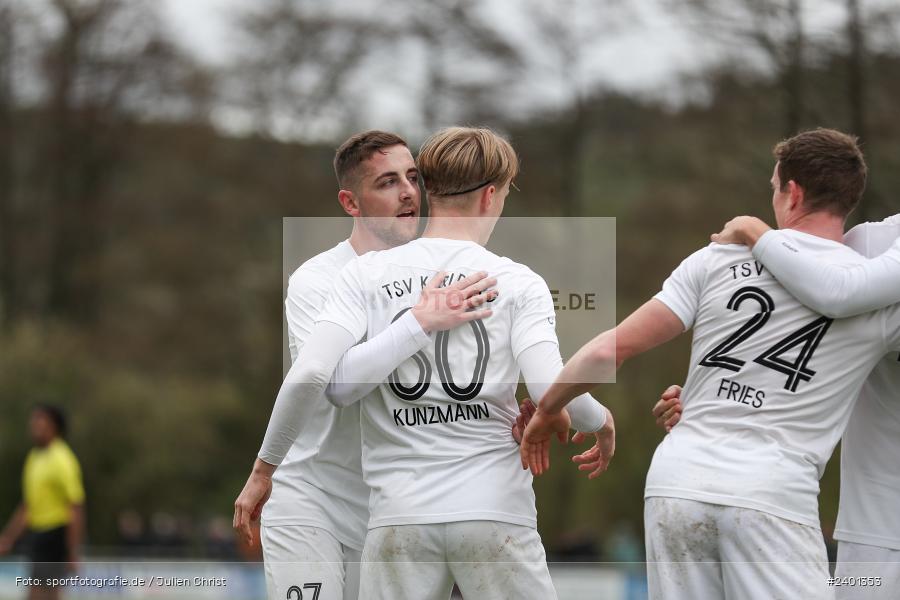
[444, 180, 492, 196]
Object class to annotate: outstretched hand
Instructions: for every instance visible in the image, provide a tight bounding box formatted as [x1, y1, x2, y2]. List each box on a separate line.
[571, 408, 616, 479]
[520, 408, 570, 476]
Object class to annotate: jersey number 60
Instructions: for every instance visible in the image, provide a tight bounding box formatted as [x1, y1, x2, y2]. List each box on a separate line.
[387, 308, 491, 402]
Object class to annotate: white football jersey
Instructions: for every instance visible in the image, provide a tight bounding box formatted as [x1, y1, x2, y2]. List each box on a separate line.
[261, 240, 369, 551]
[835, 215, 900, 549]
[650, 230, 900, 528]
[317, 237, 560, 529]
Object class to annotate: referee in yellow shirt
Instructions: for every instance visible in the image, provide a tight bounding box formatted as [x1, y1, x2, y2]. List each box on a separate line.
[0, 405, 85, 600]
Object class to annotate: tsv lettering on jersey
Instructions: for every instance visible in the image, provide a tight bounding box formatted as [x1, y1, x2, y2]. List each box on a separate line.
[728, 261, 766, 280]
[380, 272, 470, 299]
[717, 377, 765, 408]
[392, 402, 491, 427]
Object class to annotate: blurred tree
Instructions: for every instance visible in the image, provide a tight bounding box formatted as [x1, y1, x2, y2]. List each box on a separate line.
[517, 0, 631, 216]
[41, 0, 209, 321]
[847, 0, 865, 142]
[384, 0, 524, 130]
[228, 0, 524, 139]
[0, 2, 14, 326]
[673, 0, 808, 136]
[227, 0, 383, 140]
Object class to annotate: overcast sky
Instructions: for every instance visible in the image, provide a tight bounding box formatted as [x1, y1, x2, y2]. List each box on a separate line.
[161, 0, 710, 91]
[157, 0, 887, 139]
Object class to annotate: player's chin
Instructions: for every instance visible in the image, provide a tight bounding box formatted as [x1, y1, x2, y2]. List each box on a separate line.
[394, 212, 418, 234]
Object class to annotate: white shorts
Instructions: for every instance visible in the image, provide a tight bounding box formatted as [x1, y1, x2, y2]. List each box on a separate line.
[261, 524, 362, 600]
[834, 541, 900, 600]
[644, 497, 832, 600]
[359, 521, 557, 600]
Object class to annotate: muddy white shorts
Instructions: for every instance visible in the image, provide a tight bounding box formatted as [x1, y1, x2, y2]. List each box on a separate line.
[359, 521, 557, 600]
[261, 524, 362, 600]
[644, 497, 832, 600]
[834, 541, 900, 600]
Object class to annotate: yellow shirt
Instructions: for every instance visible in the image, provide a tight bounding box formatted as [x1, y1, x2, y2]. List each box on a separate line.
[22, 439, 85, 531]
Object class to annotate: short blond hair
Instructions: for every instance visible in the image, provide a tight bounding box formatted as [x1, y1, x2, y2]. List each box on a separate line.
[417, 127, 519, 197]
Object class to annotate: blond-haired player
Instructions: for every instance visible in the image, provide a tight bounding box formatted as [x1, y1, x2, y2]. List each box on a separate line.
[234, 130, 493, 600]
[246, 127, 614, 599]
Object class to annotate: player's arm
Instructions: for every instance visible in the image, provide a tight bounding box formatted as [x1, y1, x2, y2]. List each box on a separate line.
[234, 320, 358, 543]
[518, 342, 614, 479]
[714, 215, 900, 317]
[66, 503, 84, 567]
[285, 270, 323, 362]
[234, 259, 371, 544]
[60, 454, 86, 567]
[324, 271, 497, 407]
[541, 300, 684, 414]
[522, 301, 686, 475]
[0, 504, 27, 555]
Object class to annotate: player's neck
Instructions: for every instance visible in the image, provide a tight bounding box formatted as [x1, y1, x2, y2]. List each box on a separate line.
[782, 211, 845, 243]
[348, 222, 395, 254]
[422, 215, 488, 246]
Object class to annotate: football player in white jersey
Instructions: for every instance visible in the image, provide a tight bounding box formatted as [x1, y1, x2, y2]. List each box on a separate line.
[233, 130, 490, 600]
[521, 128, 900, 599]
[699, 212, 900, 599]
[245, 126, 615, 600]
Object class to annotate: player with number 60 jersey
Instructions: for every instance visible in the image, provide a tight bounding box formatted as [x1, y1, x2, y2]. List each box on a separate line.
[315, 127, 614, 600]
[320, 238, 573, 531]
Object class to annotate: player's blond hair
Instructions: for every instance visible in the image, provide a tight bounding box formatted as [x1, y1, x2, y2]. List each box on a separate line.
[417, 127, 518, 200]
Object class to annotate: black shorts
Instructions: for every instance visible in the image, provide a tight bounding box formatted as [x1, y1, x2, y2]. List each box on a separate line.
[28, 526, 68, 581]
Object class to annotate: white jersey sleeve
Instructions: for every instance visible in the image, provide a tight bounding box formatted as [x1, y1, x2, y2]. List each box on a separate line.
[509, 274, 560, 360]
[884, 303, 900, 352]
[508, 274, 607, 431]
[325, 310, 432, 407]
[518, 341, 607, 432]
[285, 267, 332, 362]
[653, 246, 709, 330]
[316, 258, 369, 341]
[753, 229, 900, 318]
[258, 322, 357, 465]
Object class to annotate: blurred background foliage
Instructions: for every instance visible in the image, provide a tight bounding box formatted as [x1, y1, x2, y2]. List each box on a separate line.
[0, 0, 898, 557]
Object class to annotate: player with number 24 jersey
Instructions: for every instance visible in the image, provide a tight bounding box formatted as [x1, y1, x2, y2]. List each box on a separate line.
[651, 230, 900, 528]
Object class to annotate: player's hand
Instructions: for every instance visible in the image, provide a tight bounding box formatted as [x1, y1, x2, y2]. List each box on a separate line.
[520, 407, 570, 476]
[412, 270, 497, 333]
[512, 399, 536, 445]
[233, 459, 274, 546]
[652, 385, 683, 432]
[711, 216, 772, 248]
[571, 408, 615, 479]
[0, 535, 12, 556]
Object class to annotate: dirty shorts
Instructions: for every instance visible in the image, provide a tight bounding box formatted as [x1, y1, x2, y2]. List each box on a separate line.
[644, 497, 833, 600]
[359, 521, 557, 600]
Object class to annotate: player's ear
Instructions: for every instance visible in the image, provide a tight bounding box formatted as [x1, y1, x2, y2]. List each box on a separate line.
[480, 185, 496, 214]
[787, 180, 804, 211]
[338, 189, 360, 217]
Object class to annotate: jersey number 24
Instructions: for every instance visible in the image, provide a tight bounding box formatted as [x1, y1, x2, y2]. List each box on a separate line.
[699, 286, 833, 392]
